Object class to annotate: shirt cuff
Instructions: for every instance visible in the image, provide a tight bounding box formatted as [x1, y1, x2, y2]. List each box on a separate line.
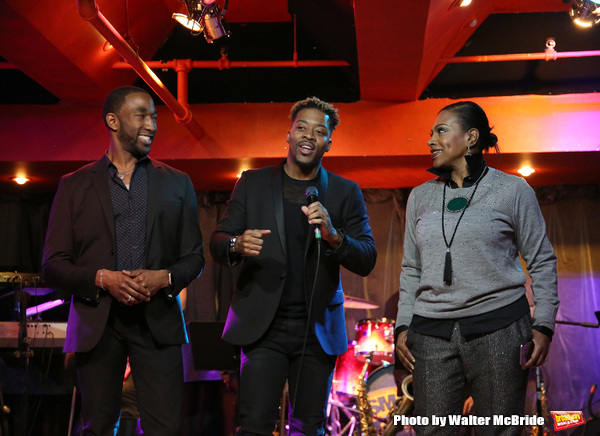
[532, 325, 554, 341]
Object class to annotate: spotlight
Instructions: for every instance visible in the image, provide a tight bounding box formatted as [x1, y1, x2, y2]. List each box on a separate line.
[569, 0, 600, 28]
[173, 0, 230, 42]
[172, 13, 203, 32]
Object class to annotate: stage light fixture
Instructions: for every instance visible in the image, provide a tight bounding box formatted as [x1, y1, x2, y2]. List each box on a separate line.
[518, 167, 535, 177]
[172, 12, 203, 32]
[569, 0, 600, 28]
[173, 0, 230, 42]
[11, 177, 30, 185]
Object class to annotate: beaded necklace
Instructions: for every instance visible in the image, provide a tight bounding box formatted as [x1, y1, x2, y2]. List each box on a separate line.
[441, 166, 488, 285]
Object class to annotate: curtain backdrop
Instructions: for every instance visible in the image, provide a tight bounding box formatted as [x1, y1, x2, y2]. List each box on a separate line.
[193, 185, 600, 423]
[1, 184, 599, 422]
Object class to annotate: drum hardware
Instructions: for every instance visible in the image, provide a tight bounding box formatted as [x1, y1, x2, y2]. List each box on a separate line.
[354, 319, 395, 366]
[327, 396, 359, 436]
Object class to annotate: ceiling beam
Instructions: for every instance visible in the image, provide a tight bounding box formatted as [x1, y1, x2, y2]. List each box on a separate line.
[1, 93, 598, 192]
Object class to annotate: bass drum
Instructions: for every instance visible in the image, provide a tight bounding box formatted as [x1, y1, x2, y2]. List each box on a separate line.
[366, 364, 398, 424]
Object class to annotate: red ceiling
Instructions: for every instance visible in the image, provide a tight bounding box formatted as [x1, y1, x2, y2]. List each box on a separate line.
[2, 0, 598, 196]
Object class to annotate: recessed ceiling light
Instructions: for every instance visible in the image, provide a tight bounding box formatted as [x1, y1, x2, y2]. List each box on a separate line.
[12, 177, 31, 185]
[517, 167, 535, 177]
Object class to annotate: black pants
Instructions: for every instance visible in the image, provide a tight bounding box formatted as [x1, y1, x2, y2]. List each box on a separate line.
[236, 316, 337, 436]
[75, 306, 183, 436]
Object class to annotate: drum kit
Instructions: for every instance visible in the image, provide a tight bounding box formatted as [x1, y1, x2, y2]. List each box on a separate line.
[327, 296, 413, 436]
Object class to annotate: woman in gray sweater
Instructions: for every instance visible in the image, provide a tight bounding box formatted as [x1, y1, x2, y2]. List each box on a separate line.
[395, 101, 559, 435]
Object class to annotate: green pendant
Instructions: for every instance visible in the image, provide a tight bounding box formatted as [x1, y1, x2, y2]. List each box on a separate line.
[447, 197, 468, 212]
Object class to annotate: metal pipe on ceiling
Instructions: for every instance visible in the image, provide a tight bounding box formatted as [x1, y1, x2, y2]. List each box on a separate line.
[113, 59, 350, 70]
[112, 13, 349, 72]
[76, 0, 206, 142]
[442, 50, 600, 63]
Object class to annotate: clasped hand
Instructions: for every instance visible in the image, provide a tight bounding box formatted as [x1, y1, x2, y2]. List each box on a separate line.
[101, 269, 168, 305]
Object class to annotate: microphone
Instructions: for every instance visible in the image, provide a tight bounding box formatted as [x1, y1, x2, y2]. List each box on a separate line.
[305, 186, 321, 239]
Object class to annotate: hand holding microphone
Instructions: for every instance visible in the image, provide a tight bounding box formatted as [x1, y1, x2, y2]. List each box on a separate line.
[303, 186, 343, 249]
[305, 186, 322, 239]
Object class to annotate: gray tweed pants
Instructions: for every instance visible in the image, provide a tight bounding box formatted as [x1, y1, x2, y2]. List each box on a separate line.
[408, 314, 532, 436]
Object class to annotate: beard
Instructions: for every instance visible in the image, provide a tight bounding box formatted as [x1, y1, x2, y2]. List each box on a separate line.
[295, 157, 321, 171]
[290, 145, 325, 172]
[118, 128, 150, 159]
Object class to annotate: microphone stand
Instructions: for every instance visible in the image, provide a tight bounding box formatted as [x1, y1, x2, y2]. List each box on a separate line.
[554, 311, 600, 328]
[11, 276, 33, 359]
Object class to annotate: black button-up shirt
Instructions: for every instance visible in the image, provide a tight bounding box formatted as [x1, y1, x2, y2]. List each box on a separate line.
[104, 154, 149, 272]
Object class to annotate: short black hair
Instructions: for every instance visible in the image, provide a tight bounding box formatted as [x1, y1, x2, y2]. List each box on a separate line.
[102, 86, 150, 129]
[440, 101, 499, 153]
[289, 97, 340, 133]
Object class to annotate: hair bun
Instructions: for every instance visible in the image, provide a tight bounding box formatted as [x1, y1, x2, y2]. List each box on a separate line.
[483, 132, 499, 153]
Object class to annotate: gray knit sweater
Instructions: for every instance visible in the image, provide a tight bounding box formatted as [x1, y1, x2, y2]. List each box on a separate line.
[397, 167, 559, 333]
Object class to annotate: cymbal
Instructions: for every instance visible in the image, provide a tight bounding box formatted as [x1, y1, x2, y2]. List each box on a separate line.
[344, 295, 379, 309]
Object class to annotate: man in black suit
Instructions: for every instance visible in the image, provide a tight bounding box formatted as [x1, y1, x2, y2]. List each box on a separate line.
[210, 97, 377, 435]
[42, 86, 204, 436]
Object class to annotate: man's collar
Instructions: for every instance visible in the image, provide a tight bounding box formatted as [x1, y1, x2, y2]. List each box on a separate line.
[103, 152, 150, 169]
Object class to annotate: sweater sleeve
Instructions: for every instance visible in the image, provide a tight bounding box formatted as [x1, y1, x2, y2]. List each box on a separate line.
[397, 189, 421, 328]
[513, 179, 559, 333]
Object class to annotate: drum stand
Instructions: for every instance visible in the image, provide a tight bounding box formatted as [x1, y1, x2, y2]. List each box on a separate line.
[327, 393, 359, 436]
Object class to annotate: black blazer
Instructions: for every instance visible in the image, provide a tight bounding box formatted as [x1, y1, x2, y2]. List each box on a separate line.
[210, 162, 376, 356]
[41, 157, 205, 353]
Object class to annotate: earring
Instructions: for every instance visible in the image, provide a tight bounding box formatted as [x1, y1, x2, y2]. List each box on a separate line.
[467, 145, 472, 156]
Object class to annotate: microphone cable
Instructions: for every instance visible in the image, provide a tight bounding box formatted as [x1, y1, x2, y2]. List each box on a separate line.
[287, 232, 322, 436]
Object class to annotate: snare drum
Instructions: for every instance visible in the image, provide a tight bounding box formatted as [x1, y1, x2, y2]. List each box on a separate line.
[354, 318, 395, 365]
